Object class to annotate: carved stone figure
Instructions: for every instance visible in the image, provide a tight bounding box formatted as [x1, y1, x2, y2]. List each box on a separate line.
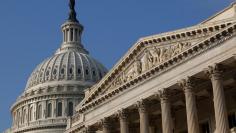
[149, 47, 160, 65]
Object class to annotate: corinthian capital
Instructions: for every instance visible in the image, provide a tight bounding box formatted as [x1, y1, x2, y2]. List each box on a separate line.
[117, 109, 128, 120]
[178, 77, 195, 91]
[204, 64, 224, 80]
[158, 88, 171, 102]
[136, 99, 148, 113]
[99, 117, 111, 128]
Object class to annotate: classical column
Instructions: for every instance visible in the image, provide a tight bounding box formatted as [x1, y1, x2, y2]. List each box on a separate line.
[178, 77, 200, 133]
[159, 89, 173, 133]
[137, 100, 150, 133]
[204, 64, 229, 133]
[101, 117, 111, 133]
[85, 126, 96, 133]
[118, 109, 129, 133]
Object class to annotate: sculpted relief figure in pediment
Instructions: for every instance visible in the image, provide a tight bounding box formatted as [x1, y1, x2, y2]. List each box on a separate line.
[102, 41, 192, 94]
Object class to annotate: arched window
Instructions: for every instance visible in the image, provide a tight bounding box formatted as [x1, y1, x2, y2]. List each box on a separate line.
[37, 104, 42, 119]
[47, 103, 52, 118]
[22, 108, 26, 123]
[29, 106, 33, 121]
[57, 102, 62, 117]
[68, 102, 73, 116]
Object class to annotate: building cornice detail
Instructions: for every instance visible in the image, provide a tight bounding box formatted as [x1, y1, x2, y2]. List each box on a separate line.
[81, 20, 235, 105]
[79, 21, 236, 113]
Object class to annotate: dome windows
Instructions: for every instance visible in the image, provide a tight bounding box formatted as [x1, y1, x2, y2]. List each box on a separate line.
[85, 69, 89, 75]
[46, 71, 50, 76]
[47, 103, 52, 118]
[61, 68, 65, 74]
[92, 70, 96, 76]
[68, 102, 73, 116]
[78, 68, 81, 74]
[69, 68, 73, 74]
[57, 102, 62, 117]
[53, 69, 57, 75]
[29, 106, 33, 121]
[37, 104, 42, 119]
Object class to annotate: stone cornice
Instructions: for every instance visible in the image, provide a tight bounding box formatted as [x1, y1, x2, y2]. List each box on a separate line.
[79, 21, 236, 113]
[80, 19, 235, 107]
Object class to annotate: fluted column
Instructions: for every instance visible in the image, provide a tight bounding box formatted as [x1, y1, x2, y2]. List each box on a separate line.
[178, 77, 200, 133]
[101, 117, 111, 133]
[159, 89, 173, 133]
[118, 109, 129, 133]
[204, 64, 229, 133]
[137, 100, 149, 133]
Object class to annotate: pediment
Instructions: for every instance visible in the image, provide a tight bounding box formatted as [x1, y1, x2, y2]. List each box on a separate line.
[78, 19, 235, 111]
[201, 2, 236, 24]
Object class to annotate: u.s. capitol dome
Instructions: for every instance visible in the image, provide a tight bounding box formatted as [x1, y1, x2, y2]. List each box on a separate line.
[8, 1, 107, 133]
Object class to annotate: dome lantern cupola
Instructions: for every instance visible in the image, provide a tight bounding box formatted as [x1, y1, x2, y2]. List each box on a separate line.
[57, 0, 87, 54]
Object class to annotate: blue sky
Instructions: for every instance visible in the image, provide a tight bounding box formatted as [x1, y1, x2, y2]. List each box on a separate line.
[0, 0, 234, 131]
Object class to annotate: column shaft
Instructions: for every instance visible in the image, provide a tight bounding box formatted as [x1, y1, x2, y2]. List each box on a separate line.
[205, 64, 229, 133]
[102, 118, 111, 133]
[185, 88, 200, 133]
[179, 78, 200, 133]
[137, 100, 149, 133]
[159, 89, 173, 133]
[118, 110, 129, 133]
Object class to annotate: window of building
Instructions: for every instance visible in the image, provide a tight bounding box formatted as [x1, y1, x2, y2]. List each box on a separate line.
[46, 70, 50, 76]
[228, 112, 236, 129]
[78, 68, 81, 74]
[53, 69, 57, 75]
[37, 104, 42, 119]
[68, 102, 73, 116]
[69, 68, 73, 74]
[61, 68, 65, 74]
[22, 109, 26, 123]
[200, 121, 210, 133]
[47, 103, 52, 118]
[29, 106, 33, 121]
[85, 69, 89, 75]
[92, 70, 96, 76]
[57, 102, 62, 117]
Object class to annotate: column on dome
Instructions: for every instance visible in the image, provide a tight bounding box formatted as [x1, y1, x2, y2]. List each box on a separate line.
[137, 100, 150, 133]
[42, 100, 47, 119]
[178, 77, 200, 133]
[118, 109, 129, 133]
[64, 99, 68, 116]
[73, 28, 76, 42]
[204, 64, 229, 133]
[158, 89, 174, 133]
[52, 100, 57, 117]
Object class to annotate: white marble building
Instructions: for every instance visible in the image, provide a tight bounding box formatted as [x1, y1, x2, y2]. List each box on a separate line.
[5, 1, 236, 133]
[66, 2, 236, 133]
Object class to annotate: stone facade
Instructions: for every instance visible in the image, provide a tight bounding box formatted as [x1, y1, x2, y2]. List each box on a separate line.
[66, 2, 236, 133]
[5, 2, 236, 133]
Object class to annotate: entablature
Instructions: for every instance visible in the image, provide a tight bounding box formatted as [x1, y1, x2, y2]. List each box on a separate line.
[79, 19, 236, 113]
